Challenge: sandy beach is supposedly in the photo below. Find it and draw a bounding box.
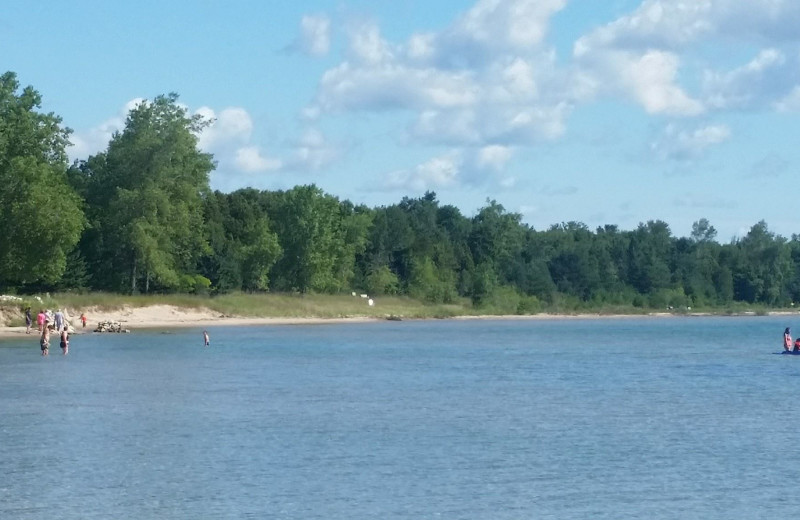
[0,305,382,339]
[0,304,627,339]
[0,304,789,340]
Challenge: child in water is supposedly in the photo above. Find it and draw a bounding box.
[40,319,50,356]
[203,330,210,347]
[785,327,792,351]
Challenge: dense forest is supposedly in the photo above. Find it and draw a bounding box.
[3,71,799,311]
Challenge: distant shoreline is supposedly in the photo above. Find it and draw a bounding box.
[1,305,797,340]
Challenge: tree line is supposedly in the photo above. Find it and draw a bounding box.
[3,71,800,311]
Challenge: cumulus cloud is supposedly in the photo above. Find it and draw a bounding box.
[379,145,518,193]
[301,15,331,56]
[346,20,394,65]
[774,86,800,112]
[286,14,331,57]
[317,62,479,113]
[575,1,800,53]
[651,123,730,161]
[196,107,253,150]
[575,41,703,116]
[234,146,282,173]
[703,49,792,109]
[477,145,513,171]
[573,1,800,116]
[446,0,567,54]
[284,128,341,171]
[573,1,712,54]
[384,153,462,192]
[310,0,573,150]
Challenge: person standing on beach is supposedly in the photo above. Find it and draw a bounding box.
[60,327,69,355]
[203,330,210,347]
[25,307,32,334]
[54,309,64,332]
[40,320,50,356]
[80,312,87,328]
[37,310,45,332]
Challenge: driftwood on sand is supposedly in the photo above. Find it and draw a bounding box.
[94,320,130,333]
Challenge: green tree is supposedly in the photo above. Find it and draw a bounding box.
[365,264,400,295]
[469,199,525,289]
[267,185,367,293]
[76,93,214,292]
[732,221,793,304]
[627,220,673,294]
[200,189,282,293]
[0,72,84,288]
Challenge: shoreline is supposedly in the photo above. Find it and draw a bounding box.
[1,304,798,340]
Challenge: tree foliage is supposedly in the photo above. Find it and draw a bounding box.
[0,72,84,288]
[73,93,214,292]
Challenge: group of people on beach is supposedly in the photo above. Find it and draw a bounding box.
[25,307,88,356]
[783,327,800,352]
[23,306,210,354]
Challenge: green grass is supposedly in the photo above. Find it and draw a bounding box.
[1,292,474,323]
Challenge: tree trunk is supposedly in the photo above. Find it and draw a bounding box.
[131,257,137,294]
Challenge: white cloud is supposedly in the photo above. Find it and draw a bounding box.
[575,45,704,116]
[625,50,704,116]
[651,123,730,161]
[380,145,520,193]
[196,107,253,150]
[406,33,436,62]
[575,1,800,55]
[310,0,571,148]
[317,62,478,113]
[300,15,331,57]
[347,20,394,65]
[574,1,713,54]
[234,146,282,173]
[384,152,462,192]
[573,1,800,116]
[714,1,800,42]
[477,145,513,171]
[450,0,566,50]
[285,128,340,171]
[774,86,800,112]
[703,49,788,109]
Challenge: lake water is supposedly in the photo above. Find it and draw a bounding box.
[2,316,800,519]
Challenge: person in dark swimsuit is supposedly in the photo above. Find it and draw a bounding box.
[60,327,69,355]
[25,307,32,334]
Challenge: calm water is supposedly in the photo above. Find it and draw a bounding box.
[2,316,800,519]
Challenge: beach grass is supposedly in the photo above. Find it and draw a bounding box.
[1,291,796,327]
[5,292,473,321]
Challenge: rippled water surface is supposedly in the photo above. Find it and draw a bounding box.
[2,316,800,519]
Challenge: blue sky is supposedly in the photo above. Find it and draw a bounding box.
[3,0,800,241]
